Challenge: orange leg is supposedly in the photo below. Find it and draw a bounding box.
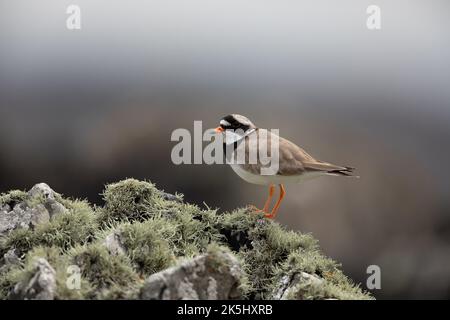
[262,185,275,212]
[265,184,285,219]
[249,184,275,214]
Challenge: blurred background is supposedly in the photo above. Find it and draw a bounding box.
[1,0,449,299]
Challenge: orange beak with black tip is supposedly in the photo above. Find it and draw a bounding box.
[214,126,224,133]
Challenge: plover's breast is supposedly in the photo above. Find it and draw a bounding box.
[230,164,325,185]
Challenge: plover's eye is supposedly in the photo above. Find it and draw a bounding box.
[220,119,231,128]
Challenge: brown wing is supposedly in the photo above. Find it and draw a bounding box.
[277,136,313,176]
[239,130,313,175]
[276,136,352,176]
[233,129,354,177]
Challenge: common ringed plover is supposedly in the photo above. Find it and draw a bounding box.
[214,114,357,219]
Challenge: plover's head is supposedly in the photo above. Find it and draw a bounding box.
[214,114,257,134]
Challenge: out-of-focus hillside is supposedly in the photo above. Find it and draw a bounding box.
[1,104,449,299]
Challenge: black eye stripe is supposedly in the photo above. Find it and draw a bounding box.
[223,115,238,126]
[220,115,251,133]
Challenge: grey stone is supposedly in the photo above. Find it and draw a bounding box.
[28,183,68,218]
[161,192,182,203]
[140,250,244,300]
[103,232,126,256]
[0,183,67,237]
[272,272,324,300]
[28,183,57,200]
[10,258,56,300]
[0,248,21,273]
[4,249,20,266]
[0,202,49,236]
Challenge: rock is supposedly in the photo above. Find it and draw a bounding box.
[140,249,244,300]
[0,183,67,237]
[161,192,182,203]
[28,183,68,218]
[0,249,21,273]
[3,249,20,266]
[9,258,56,300]
[28,183,56,200]
[103,232,126,256]
[0,202,49,236]
[272,272,324,300]
[0,179,372,300]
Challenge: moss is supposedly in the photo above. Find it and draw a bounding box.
[284,277,371,300]
[2,200,97,255]
[0,188,54,209]
[70,244,141,299]
[114,219,176,275]
[204,244,252,299]
[0,190,27,208]
[0,179,372,300]
[0,246,92,299]
[205,243,234,273]
[162,204,222,257]
[216,208,262,251]
[270,244,372,300]
[278,250,338,277]
[216,208,357,299]
[98,179,160,224]
[263,224,318,255]
[1,228,34,257]
[26,192,46,208]
[0,266,19,298]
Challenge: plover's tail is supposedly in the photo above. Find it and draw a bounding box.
[327,166,359,178]
[305,162,359,178]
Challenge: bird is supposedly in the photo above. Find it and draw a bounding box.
[214,114,357,219]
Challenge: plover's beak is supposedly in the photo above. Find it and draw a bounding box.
[214,126,224,133]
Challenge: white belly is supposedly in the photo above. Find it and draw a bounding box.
[230,164,326,185]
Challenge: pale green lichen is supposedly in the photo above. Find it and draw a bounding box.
[113,219,176,275]
[273,250,369,300]
[0,246,93,299]
[0,190,28,208]
[0,179,372,300]
[69,244,141,299]
[97,179,160,224]
[1,201,97,256]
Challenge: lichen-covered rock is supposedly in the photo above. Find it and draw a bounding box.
[103,232,126,256]
[161,192,182,203]
[9,258,56,300]
[140,246,244,300]
[0,179,373,300]
[0,249,21,275]
[0,183,68,237]
[3,249,20,266]
[28,183,68,218]
[272,272,324,300]
[0,198,50,237]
